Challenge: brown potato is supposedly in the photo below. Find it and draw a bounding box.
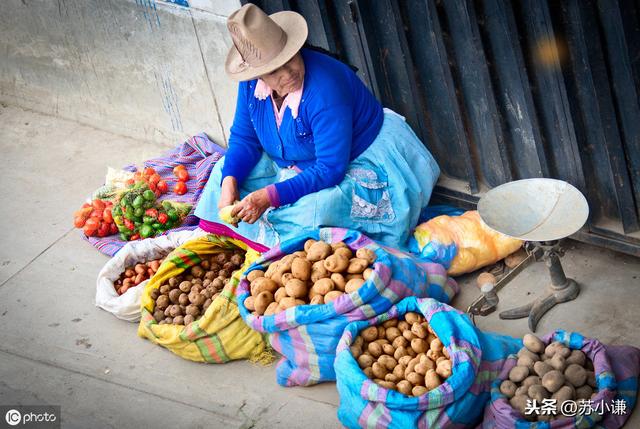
[397,321,410,332]
[412,386,428,396]
[430,338,444,353]
[304,239,317,252]
[264,302,279,315]
[372,362,388,379]
[361,326,379,342]
[324,254,349,273]
[307,241,332,262]
[368,342,383,358]
[254,291,274,315]
[292,250,307,258]
[363,367,373,378]
[575,385,593,400]
[153,309,165,322]
[407,372,425,386]
[285,279,308,299]
[350,345,363,359]
[379,355,397,371]
[392,336,408,349]
[385,327,401,342]
[362,268,374,281]
[382,343,395,356]
[566,350,586,367]
[396,380,413,396]
[435,359,452,379]
[377,380,396,390]
[541,370,565,393]
[333,246,353,259]
[398,356,412,367]
[309,295,324,305]
[522,375,541,388]
[251,277,278,295]
[330,273,346,292]
[189,291,205,306]
[523,334,545,354]
[312,278,335,295]
[280,273,294,285]
[356,248,377,264]
[244,296,255,311]
[517,355,536,369]
[411,338,429,354]
[357,354,374,369]
[324,290,344,303]
[183,314,194,325]
[345,278,365,293]
[534,360,553,377]
[168,288,181,304]
[185,304,200,317]
[528,384,550,403]
[311,261,330,282]
[347,258,369,274]
[274,287,287,303]
[156,295,170,310]
[552,385,575,406]
[544,341,563,358]
[509,395,528,416]
[564,364,587,387]
[548,355,566,371]
[411,323,427,339]
[404,312,422,325]
[508,366,529,383]
[173,315,185,325]
[279,297,298,309]
[500,380,518,398]
[385,373,399,383]
[291,257,312,281]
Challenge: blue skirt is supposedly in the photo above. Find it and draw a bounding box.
[194,109,440,248]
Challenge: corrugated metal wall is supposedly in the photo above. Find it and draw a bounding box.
[248,0,640,256]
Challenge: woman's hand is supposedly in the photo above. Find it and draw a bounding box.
[232,188,271,224]
[218,176,239,209]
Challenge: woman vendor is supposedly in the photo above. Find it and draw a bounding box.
[195,4,440,248]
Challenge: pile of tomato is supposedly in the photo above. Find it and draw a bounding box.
[125,167,169,197]
[172,165,189,195]
[73,199,118,237]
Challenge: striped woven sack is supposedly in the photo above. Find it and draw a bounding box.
[482,330,640,429]
[334,296,521,428]
[137,234,270,364]
[237,227,459,387]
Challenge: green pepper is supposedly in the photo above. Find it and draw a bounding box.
[119,232,130,241]
[143,200,153,209]
[161,200,172,210]
[140,224,154,238]
[124,211,133,221]
[134,206,144,217]
[132,195,144,208]
[167,209,178,221]
[143,189,155,201]
[143,215,154,224]
[152,222,162,230]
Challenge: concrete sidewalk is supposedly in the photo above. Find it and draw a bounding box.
[1,104,639,428]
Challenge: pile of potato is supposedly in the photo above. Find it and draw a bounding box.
[244,239,376,316]
[151,250,245,325]
[115,258,164,295]
[501,334,597,421]
[351,312,452,397]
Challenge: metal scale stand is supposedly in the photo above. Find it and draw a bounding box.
[467,179,589,332]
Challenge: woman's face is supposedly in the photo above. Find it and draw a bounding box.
[260,53,305,96]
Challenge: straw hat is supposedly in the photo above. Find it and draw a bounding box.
[225,4,308,81]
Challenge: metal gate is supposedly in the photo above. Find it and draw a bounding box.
[247,0,640,256]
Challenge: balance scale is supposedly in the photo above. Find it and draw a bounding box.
[467,179,589,332]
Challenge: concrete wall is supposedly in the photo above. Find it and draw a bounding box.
[0,0,242,147]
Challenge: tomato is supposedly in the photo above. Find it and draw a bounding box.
[83,224,97,237]
[90,209,103,219]
[74,207,92,219]
[143,167,157,177]
[149,173,161,186]
[145,208,158,218]
[125,178,135,187]
[103,208,113,223]
[124,218,135,231]
[133,171,144,181]
[158,212,168,224]
[176,169,190,181]
[130,233,141,241]
[157,180,168,193]
[85,217,100,231]
[173,165,186,176]
[74,216,86,228]
[148,181,157,192]
[97,222,110,237]
[154,189,162,198]
[173,181,187,195]
[109,222,119,235]
[92,199,106,211]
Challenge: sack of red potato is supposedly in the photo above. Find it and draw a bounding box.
[115,259,164,296]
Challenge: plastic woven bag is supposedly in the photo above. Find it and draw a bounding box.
[411,211,522,276]
[137,234,270,363]
[95,229,206,322]
[334,296,521,428]
[237,228,459,387]
[482,330,640,428]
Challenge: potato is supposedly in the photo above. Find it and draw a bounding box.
[363,367,374,378]
[310,261,330,282]
[556,346,571,358]
[350,345,363,359]
[541,370,565,393]
[528,384,550,403]
[435,359,452,378]
[412,385,428,396]
[309,295,324,305]
[509,395,529,415]
[169,304,183,317]
[382,343,395,356]
[274,287,287,303]
[291,257,311,281]
[508,365,529,383]
[548,355,566,371]
[514,385,528,397]
[322,254,348,273]
[552,385,575,405]
[398,356,412,367]
[397,380,413,395]
[517,355,536,369]
[280,273,294,285]
[347,258,369,274]
[385,373,399,383]
[404,312,422,324]
[564,364,587,387]
[183,314,194,325]
[304,239,317,252]
[163,317,173,324]
[284,278,308,299]
[254,291,274,315]
[251,277,278,295]
[425,369,442,390]
[179,281,192,293]
[329,273,347,292]
[372,362,388,379]
[357,354,374,369]
[333,246,353,259]
[383,327,400,342]
[392,364,406,380]
[173,315,185,325]
[377,380,396,390]
[534,360,553,377]
[566,350,586,367]
[575,385,593,400]
[307,241,332,262]
[191,266,205,279]
[166,288,180,304]
[411,338,429,354]
[264,301,279,315]
[345,278,365,293]
[411,323,427,339]
[324,290,344,303]
[522,375,541,388]
[279,297,298,309]
[368,342,383,358]
[362,268,374,281]
[312,278,335,295]
[393,346,407,361]
[500,380,517,398]
[544,341,564,358]
[356,248,377,264]
[345,273,364,282]
[156,295,170,310]
[153,309,165,322]
[406,372,424,386]
[189,291,206,306]
[392,336,408,349]
[522,334,545,354]
[430,338,444,353]
[397,321,410,331]
[185,304,200,317]
[587,371,596,388]
[362,326,379,342]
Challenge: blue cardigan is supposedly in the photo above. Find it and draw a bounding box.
[221,49,384,207]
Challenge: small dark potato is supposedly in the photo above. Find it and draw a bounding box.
[150,289,160,300]
[169,289,181,304]
[179,281,192,293]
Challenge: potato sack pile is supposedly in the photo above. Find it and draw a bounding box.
[150,250,245,325]
[351,311,452,397]
[503,334,597,422]
[244,239,377,315]
[114,258,164,295]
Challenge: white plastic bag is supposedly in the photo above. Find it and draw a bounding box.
[95,229,206,321]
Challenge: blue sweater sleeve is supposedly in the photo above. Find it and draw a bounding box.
[274,104,352,206]
[221,83,263,186]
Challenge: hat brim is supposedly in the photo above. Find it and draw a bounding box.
[225,11,308,82]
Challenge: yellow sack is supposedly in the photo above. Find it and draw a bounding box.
[413,211,522,276]
[137,234,269,363]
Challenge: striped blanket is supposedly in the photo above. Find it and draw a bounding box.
[236,227,459,387]
[334,297,521,428]
[84,133,225,256]
[482,330,640,429]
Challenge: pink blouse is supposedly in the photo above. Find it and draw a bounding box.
[254,79,304,129]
